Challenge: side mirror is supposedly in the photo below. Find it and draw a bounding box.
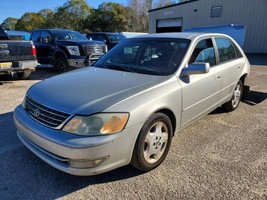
[181,62,210,77]
[101,39,107,43]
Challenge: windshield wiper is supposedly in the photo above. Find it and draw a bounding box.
[95,62,138,73]
[106,64,137,73]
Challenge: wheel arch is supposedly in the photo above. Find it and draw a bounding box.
[154,108,176,137]
[240,73,248,85]
[53,49,67,60]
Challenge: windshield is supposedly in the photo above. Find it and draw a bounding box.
[53,31,87,41]
[94,38,190,76]
[107,34,126,43]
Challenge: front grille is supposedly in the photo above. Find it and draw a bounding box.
[84,44,105,55]
[25,97,70,128]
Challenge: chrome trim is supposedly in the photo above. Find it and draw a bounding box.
[84,44,105,55]
[25,96,71,129]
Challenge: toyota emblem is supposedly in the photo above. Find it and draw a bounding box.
[32,108,40,117]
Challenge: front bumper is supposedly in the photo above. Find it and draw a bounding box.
[67,53,105,68]
[14,105,142,176]
[67,59,86,68]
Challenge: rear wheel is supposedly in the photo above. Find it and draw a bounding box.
[17,70,31,80]
[131,113,172,172]
[223,80,243,111]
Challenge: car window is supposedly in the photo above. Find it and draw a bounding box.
[215,38,236,63]
[94,38,190,76]
[31,31,41,43]
[53,31,87,41]
[189,39,216,67]
[41,31,52,44]
[87,34,106,42]
[195,47,216,66]
[107,34,126,43]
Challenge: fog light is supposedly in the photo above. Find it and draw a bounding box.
[69,156,109,169]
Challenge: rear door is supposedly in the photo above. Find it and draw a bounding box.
[214,37,244,104]
[31,30,53,64]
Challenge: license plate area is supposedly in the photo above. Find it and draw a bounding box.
[0,62,12,69]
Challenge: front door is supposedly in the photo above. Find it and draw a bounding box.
[179,38,221,128]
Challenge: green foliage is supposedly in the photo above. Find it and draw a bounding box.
[38,9,55,29]
[52,0,91,31]
[15,12,45,32]
[1,17,18,30]
[2,0,177,32]
[84,2,128,32]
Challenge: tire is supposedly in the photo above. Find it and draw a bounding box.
[223,80,243,112]
[131,113,173,172]
[55,57,70,73]
[17,70,31,80]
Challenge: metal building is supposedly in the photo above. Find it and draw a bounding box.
[148,0,267,53]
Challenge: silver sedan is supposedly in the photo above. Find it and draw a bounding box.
[14,32,250,175]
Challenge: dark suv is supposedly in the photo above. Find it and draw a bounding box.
[86,32,126,50]
[31,29,107,72]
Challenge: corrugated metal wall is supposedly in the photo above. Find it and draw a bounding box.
[149,0,267,53]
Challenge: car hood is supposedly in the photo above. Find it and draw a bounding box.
[57,40,105,46]
[27,67,169,115]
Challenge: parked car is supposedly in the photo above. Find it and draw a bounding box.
[86,32,126,50]
[14,32,250,176]
[0,26,37,79]
[30,29,107,72]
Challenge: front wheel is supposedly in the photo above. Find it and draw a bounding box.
[131,113,173,172]
[223,80,243,111]
[55,57,70,73]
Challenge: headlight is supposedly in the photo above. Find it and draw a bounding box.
[66,46,80,56]
[62,113,129,136]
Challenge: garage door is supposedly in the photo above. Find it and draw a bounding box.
[156,18,182,33]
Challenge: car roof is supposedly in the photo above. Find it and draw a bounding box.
[33,29,79,33]
[132,32,230,40]
[87,32,122,35]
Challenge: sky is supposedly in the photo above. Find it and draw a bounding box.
[0,0,127,24]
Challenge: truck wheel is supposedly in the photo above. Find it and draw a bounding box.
[131,113,173,172]
[55,58,69,73]
[17,70,31,80]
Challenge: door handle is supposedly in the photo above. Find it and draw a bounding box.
[216,75,221,79]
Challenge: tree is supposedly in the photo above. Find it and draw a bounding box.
[84,2,128,32]
[38,9,55,28]
[154,0,174,8]
[53,0,91,31]
[15,12,45,32]
[126,0,153,32]
[126,0,176,32]
[1,17,18,30]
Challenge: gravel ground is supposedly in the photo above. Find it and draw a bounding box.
[0,59,266,200]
